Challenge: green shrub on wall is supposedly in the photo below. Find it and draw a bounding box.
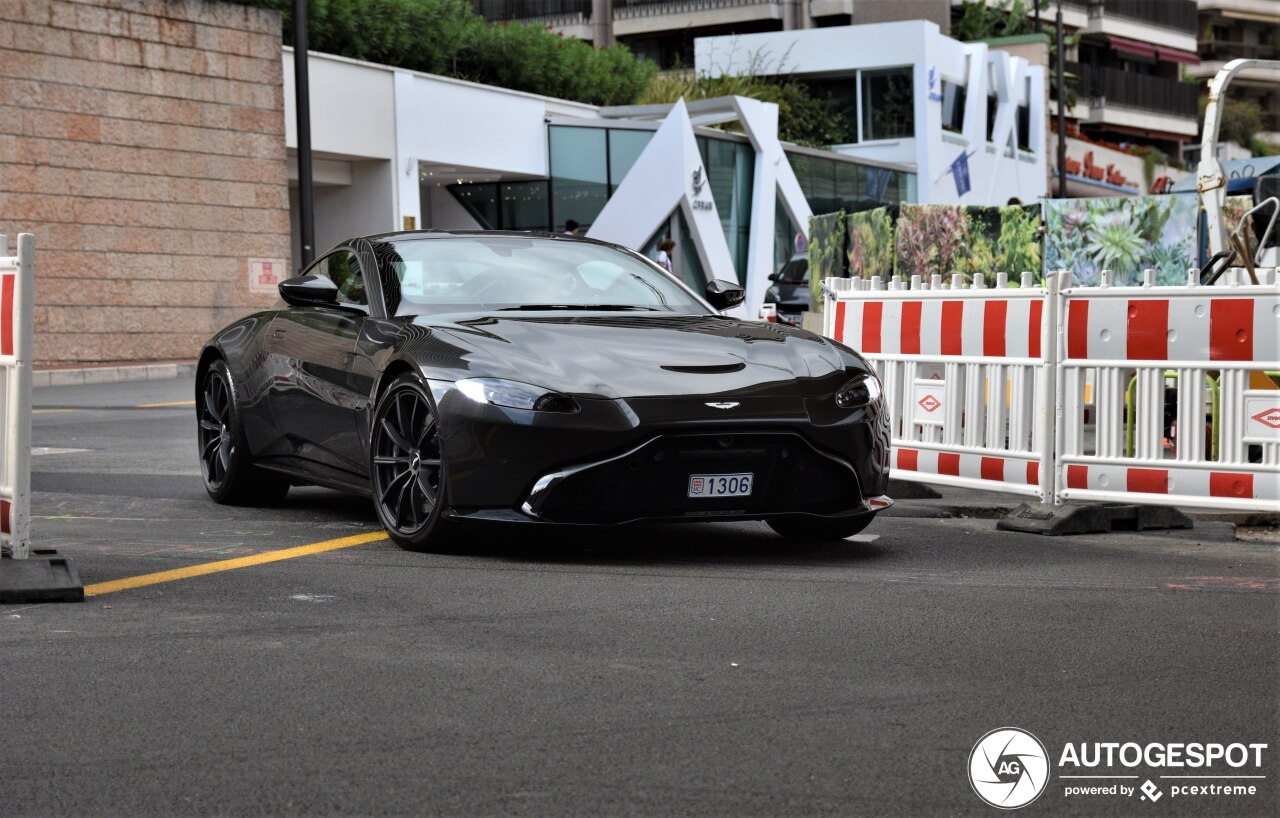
[239,0,656,106]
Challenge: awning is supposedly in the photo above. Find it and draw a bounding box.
[1156,46,1200,65]
[1106,35,1199,65]
[1108,36,1156,59]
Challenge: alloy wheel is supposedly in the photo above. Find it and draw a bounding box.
[372,385,442,534]
[198,371,233,487]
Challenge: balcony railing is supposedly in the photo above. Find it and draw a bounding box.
[1070,63,1199,119]
[1093,0,1198,35]
[473,0,590,21]
[1198,40,1280,62]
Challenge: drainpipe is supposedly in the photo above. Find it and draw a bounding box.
[293,0,315,267]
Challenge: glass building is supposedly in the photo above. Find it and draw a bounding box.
[447,123,915,291]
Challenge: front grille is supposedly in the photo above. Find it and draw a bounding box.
[534,431,862,524]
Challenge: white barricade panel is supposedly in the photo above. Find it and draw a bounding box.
[1056,278,1280,512]
[0,234,34,558]
[825,274,1054,500]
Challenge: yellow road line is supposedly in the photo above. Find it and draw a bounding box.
[136,400,195,408]
[83,530,389,596]
[33,408,79,414]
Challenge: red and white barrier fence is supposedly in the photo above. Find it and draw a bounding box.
[1057,268,1279,511]
[825,272,1056,501]
[0,234,34,559]
[824,267,1280,512]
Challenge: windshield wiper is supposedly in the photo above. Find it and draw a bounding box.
[497,304,658,311]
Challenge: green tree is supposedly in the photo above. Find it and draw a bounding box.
[1199,95,1265,149]
[235,0,656,106]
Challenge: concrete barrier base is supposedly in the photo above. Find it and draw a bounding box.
[0,551,84,603]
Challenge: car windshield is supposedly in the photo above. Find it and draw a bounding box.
[372,236,709,318]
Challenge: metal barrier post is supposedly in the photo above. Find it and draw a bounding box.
[0,233,82,601]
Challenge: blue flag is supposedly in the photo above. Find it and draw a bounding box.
[951,151,971,198]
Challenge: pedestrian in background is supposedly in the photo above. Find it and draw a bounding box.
[564,219,580,236]
[656,238,675,272]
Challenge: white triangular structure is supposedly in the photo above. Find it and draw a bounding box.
[589,97,811,320]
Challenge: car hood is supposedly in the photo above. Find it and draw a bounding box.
[418,312,856,399]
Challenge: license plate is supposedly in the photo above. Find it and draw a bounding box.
[688,473,753,498]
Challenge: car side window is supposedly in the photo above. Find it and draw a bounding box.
[313,251,367,308]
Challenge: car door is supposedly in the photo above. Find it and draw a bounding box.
[266,248,371,477]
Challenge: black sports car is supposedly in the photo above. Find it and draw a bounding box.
[197,231,891,550]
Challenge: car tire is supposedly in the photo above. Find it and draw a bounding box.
[370,373,463,552]
[767,515,874,541]
[198,359,291,506]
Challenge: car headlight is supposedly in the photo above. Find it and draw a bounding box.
[834,373,881,409]
[456,378,579,412]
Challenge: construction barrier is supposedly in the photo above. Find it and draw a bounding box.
[0,234,34,559]
[1057,268,1280,511]
[825,272,1056,501]
[824,267,1280,512]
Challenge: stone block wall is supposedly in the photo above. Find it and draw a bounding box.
[0,0,290,366]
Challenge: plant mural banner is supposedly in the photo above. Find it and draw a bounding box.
[807,211,846,312]
[1043,193,1198,285]
[845,207,895,281]
[894,204,1042,281]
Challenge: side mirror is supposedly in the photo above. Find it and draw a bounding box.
[705,278,746,311]
[279,274,338,307]
[768,272,780,282]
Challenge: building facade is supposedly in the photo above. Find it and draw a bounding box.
[696,20,1049,205]
[0,0,292,366]
[1056,0,1201,157]
[1185,0,1280,150]
[473,0,952,67]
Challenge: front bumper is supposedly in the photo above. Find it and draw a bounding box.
[431,380,891,525]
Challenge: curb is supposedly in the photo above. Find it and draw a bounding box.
[33,362,197,388]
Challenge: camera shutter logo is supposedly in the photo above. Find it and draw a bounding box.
[968,728,1051,809]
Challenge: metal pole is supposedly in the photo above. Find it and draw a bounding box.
[1055,6,1067,198]
[294,0,315,267]
[593,0,614,48]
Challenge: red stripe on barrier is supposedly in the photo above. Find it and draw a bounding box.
[1126,299,1168,360]
[941,301,963,355]
[1210,472,1253,498]
[1,273,13,357]
[938,453,960,476]
[862,301,883,354]
[1209,299,1253,361]
[900,301,921,355]
[1067,465,1088,489]
[980,457,1003,482]
[1,500,9,535]
[1028,300,1043,359]
[983,301,1007,357]
[1127,468,1169,494]
[834,301,846,344]
[1067,300,1089,359]
[896,449,919,471]
[1026,461,1039,486]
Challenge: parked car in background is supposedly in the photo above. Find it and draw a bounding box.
[764,254,809,326]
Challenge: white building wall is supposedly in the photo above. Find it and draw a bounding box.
[695,21,1048,205]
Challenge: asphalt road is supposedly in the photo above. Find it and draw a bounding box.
[2,379,1277,817]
